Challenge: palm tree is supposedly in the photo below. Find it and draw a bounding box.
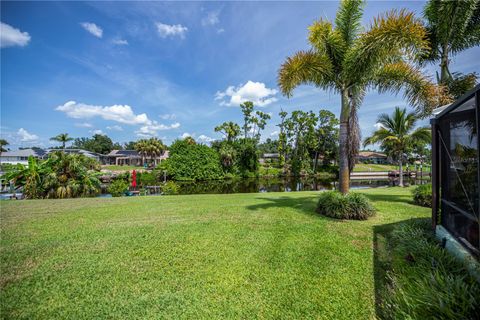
[215,121,241,143]
[147,138,165,166]
[278,0,441,193]
[0,139,8,152]
[423,0,480,86]
[50,133,73,149]
[364,107,431,187]
[135,139,150,166]
[184,136,196,145]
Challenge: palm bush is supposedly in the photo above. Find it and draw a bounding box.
[4,152,100,199]
[161,181,179,195]
[316,191,375,220]
[412,183,432,207]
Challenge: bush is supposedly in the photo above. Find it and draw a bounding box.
[412,183,432,207]
[316,191,375,220]
[108,179,129,197]
[162,181,179,195]
[163,139,224,181]
[382,220,480,319]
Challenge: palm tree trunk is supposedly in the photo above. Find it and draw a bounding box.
[339,89,350,194]
[440,45,451,84]
[398,159,404,187]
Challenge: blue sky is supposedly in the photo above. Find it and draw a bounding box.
[1,1,479,149]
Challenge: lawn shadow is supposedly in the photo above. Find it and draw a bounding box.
[372,217,430,319]
[363,192,416,205]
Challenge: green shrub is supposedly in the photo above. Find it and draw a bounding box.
[316,191,375,220]
[108,179,129,197]
[412,183,432,207]
[382,220,480,320]
[162,181,179,195]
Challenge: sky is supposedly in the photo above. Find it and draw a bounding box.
[1,1,479,150]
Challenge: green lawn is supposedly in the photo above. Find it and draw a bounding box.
[353,163,431,172]
[0,188,429,319]
[101,165,144,171]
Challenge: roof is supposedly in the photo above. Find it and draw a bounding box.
[357,151,387,158]
[46,149,103,158]
[434,83,480,119]
[0,148,46,157]
[107,150,140,157]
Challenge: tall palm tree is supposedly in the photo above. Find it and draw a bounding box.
[135,139,150,166]
[278,0,442,193]
[50,133,73,149]
[423,0,480,85]
[364,107,431,187]
[147,138,165,166]
[215,121,241,143]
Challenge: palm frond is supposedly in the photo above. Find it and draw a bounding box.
[335,0,365,47]
[344,9,429,85]
[372,61,451,117]
[278,50,334,97]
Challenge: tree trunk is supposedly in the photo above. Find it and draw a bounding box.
[313,150,319,173]
[398,159,404,187]
[440,46,451,84]
[339,89,350,194]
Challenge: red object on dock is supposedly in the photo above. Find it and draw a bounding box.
[131,170,137,188]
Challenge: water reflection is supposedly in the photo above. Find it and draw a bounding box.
[175,177,396,195]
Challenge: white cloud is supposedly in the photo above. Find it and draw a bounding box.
[270,130,279,137]
[75,122,93,128]
[180,132,193,139]
[373,123,385,130]
[80,22,103,38]
[90,129,104,135]
[155,22,188,39]
[159,113,176,120]
[56,101,150,125]
[198,134,215,143]
[136,122,180,137]
[202,11,220,26]
[0,22,31,48]
[112,38,128,45]
[215,81,278,107]
[107,125,123,131]
[217,28,225,34]
[17,128,38,142]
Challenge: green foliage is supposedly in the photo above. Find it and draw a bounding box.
[107,179,129,197]
[164,139,223,181]
[316,191,375,220]
[237,139,259,175]
[412,183,432,207]
[214,121,241,142]
[4,152,101,199]
[0,139,9,152]
[73,134,116,154]
[381,220,480,320]
[161,181,179,195]
[134,138,166,166]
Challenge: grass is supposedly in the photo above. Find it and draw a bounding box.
[0,188,430,319]
[101,165,144,171]
[353,163,431,173]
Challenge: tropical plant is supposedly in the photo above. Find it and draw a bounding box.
[423,0,480,87]
[162,181,179,195]
[4,152,101,199]
[278,0,442,193]
[50,133,73,149]
[316,191,375,220]
[214,121,241,142]
[412,183,432,207]
[364,107,431,187]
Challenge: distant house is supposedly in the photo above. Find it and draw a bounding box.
[356,151,390,164]
[259,153,280,164]
[104,150,169,166]
[0,148,47,165]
